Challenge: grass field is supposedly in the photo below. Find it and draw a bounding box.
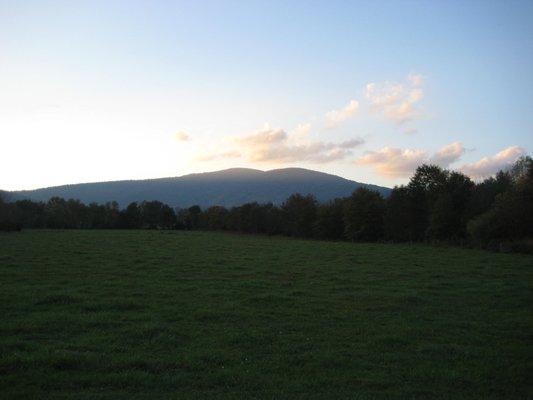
[0,230,531,399]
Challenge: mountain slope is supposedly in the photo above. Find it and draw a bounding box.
[9,168,391,208]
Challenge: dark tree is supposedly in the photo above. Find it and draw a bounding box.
[87,203,107,228]
[0,193,21,231]
[119,202,142,229]
[468,159,533,247]
[384,186,414,241]
[344,188,385,242]
[187,205,202,230]
[406,165,449,240]
[13,200,46,228]
[281,194,317,238]
[202,206,228,230]
[508,155,533,181]
[314,199,345,240]
[428,172,474,241]
[468,171,513,218]
[45,197,70,229]
[140,201,176,229]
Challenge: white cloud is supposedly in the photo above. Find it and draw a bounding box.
[290,123,312,141]
[235,126,364,163]
[196,150,241,162]
[355,147,428,177]
[430,141,466,167]
[365,74,424,125]
[460,146,526,179]
[174,131,190,142]
[325,100,359,129]
[238,127,287,146]
[407,73,424,87]
[196,124,364,164]
[355,141,466,178]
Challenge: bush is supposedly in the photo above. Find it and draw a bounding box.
[0,221,22,232]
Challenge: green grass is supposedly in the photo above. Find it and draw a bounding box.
[0,230,531,399]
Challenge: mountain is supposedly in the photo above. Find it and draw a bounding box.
[8,168,391,208]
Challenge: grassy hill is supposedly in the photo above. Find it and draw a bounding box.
[9,168,391,208]
[0,230,531,399]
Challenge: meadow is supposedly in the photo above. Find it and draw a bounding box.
[0,230,531,399]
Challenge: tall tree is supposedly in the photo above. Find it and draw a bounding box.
[314,199,345,240]
[384,186,414,241]
[344,188,385,242]
[428,172,474,241]
[119,202,142,229]
[407,165,449,240]
[468,158,533,246]
[281,194,317,238]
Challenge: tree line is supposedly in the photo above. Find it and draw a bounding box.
[1,157,532,252]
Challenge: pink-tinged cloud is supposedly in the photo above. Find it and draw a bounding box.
[355,141,466,177]
[355,147,428,177]
[235,126,364,163]
[290,123,312,141]
[325,100,359,129]
[460,146,526,179]
[430,141,466,167]
[365,73,424,125]
[174,131,190,141]
[196,150,241,162]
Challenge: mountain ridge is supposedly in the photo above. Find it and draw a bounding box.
[7,167,391,208]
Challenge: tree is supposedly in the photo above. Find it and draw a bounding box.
[140,201,176,229]
[406,165,449,240]
[468,159,533,246]
[508,155,533,182]
[202,206,228,230]
[281,194,317,238]
[87,203,107,228]
[187,205,202,230]
[428,171,474,241]
[314,199,345,240]
[469,171,513,218]
[344,188,385,242]
[66,199,88,228]
[0,193,21,231]
[384,186,414,241]
[223,202,285,235]
[45,197,69,228]
[119,202,141,229]
[13,200,46,228]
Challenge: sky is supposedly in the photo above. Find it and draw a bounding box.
[1,0,532,190]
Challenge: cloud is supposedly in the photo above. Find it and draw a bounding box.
[355,141,466,178]
[355,147,428,177]
[196,122,364,164]
[365,74,424,125]
[430,141,466,167]
[235,126,364,163]
[339,138,365,149]
[325,100,359,129]
[407,73,424,87]
[174,131,190,142]
[290,123,311,141]
[238,127,287,146]
[196,150,241,162]
[460,146,526,179]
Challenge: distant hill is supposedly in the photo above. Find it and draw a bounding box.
[0,190,15,202]
[8,168,391,208]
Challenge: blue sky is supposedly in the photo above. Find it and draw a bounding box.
[1,0,532,190]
